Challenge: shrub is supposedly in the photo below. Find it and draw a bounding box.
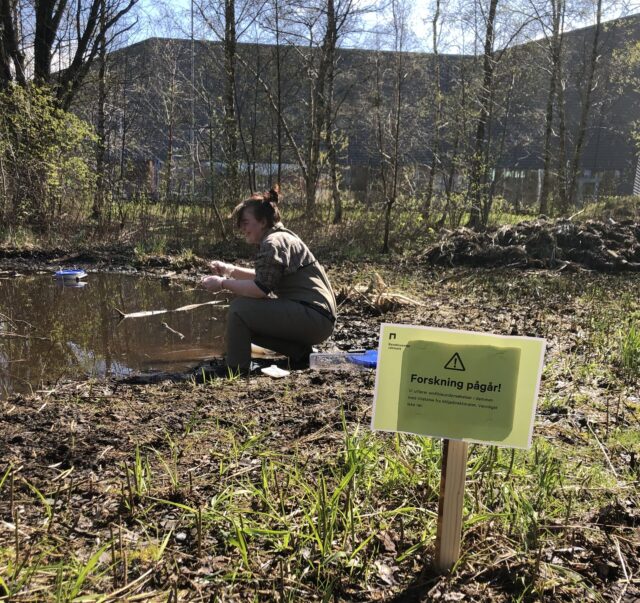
[0,84,96,231]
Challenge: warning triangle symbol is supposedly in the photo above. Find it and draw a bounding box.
[444,353,465,371]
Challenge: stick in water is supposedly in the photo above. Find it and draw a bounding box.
[114,300,227,320]
[161,322,185,339]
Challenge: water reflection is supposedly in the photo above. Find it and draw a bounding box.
[0,273,226,397]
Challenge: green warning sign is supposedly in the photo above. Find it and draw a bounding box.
[372,324,546,449]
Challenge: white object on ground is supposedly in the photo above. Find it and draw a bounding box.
[261,365,290,379]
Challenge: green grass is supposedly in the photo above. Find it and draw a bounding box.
[4,189,636,258]
[581,195,640,221]
[619,319,640,379]
[1,270,638,600]
[0,399,631,600]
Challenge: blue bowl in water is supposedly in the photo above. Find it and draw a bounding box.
[54,269,87,280]
[347,349,378,368]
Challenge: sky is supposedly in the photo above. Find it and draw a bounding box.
[131,0,640,55]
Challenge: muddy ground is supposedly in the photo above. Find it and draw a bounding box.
[423,218,640,271]
[0,243,639,601]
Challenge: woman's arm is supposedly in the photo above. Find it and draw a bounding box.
[222,278,266,298]
[229,266,256,280]
[210,260,255,280]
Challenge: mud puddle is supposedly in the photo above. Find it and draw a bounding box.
[0,272,226,397]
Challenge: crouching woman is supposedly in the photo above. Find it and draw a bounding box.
[202,187,336,374]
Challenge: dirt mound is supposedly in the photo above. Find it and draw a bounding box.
[422,219,640,271]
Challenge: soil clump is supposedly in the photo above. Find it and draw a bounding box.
[422,218,640,271]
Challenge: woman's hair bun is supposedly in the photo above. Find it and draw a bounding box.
[235,184,282,228]
[267,184,280,205]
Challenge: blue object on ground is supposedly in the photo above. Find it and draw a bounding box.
[347,349,378,368]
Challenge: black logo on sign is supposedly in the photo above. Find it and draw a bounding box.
[389,333,397,340]
[444,353,465,371]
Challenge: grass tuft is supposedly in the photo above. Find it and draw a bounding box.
[619,319,640,379]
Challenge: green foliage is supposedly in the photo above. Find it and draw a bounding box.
[0,226,38,247]
[580,195,640,222]
[487,196,537,226]
[134,236,168,258]
[619,318,640,379]
[0,84,96,230]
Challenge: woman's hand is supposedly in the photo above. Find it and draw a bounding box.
[201,275,226,292]
[210,260,234,277]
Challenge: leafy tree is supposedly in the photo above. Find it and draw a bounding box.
[0,84,96,230]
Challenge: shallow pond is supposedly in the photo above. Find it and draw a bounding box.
[0,272,227,397]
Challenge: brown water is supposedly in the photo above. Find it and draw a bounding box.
[0,272,227,397]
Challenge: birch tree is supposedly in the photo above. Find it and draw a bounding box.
[1,0,140,108]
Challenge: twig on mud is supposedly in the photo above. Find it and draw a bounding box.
[436,270,473,284]
[98,445,114,459]
[586,421,618,478]
[102,567,154,602]
[1,519,29,538]
[282,424,335,451]
[0,313,34,330]
[0,332,51,341]
[354,290,382,312]
[62,521,100,538]
[50,467,74,483]
[613,536,631,603]
[466,550,520,582]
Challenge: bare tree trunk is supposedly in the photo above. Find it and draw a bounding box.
[34,0,63,84]
[0,153,7,223]
[235,3,345,213]
[209,111,226,237]
[237,42,260,193]
[304,40,324,214]
[438,57,470,229]
[556,50,568,212]
[165,119,173,199]
[539,0,563,215]
[437,130,460,229]
[373,53,389,238]
[274,0,283,184]
[566,0,602,208]
[0,0,27,87]
[467,0,499,230]
[381,0,407,254]
[248,45,259,192]
[117,53,129,220]
[323,0,341,224]
[304,9,337,214]
[224,0,239,192]
[424,0,442,220]
[487,71,516,217]
[93,0,107,223]
[383,47,403,253]
[3,0,138,107]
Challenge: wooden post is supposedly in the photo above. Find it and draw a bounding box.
[434,438,469,572]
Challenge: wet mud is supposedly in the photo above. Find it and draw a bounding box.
[0,252,639,601]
